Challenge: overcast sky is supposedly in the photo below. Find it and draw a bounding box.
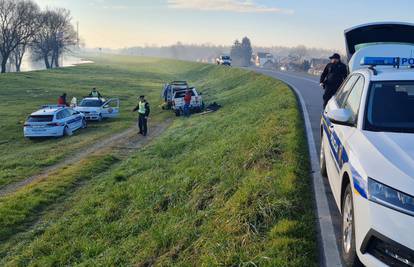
[35,0,414,51]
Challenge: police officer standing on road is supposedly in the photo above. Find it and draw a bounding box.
[132,95,150,136]
[320,53,348,108]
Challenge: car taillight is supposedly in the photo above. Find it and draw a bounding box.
[47,122,63,127]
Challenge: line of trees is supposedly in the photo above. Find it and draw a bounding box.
[230,37,253,67]
[0,0,77,73]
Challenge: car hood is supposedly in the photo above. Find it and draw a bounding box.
[363,131,414,179]
[75,106,100,112]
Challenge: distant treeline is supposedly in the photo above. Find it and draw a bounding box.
[120,43,229,62]
[119,42,338,63]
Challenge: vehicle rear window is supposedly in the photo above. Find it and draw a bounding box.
[27,115,54,122]
[174,91,195,98]
[365,81,414,133]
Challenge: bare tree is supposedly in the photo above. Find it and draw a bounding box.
[0,0,39,73]
[10,43,26,72]
[31,8,76,69]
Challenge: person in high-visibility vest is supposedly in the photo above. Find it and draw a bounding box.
[89,88,102,98]
[132,95,150,136]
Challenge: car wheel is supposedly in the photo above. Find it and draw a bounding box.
[81,118,87,129]
[64,125,73,136]
[175,110,181,117]
[320,135,327,177]
[341,184,362,267]
[98,114,103,122]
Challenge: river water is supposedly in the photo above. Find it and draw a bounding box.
[6,54,93,72]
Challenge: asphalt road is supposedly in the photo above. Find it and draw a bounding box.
[250,67,343,265]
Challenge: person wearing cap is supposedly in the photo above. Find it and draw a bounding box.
[132,95,150,136]
[320,53,348,108]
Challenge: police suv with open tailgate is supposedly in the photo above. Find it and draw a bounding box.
[320,22,414,267]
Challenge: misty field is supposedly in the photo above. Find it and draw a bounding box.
[0,56,317,266]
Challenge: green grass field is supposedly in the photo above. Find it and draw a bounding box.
[0,56,317,266]
[0,56,189,188]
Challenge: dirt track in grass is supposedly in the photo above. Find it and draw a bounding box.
[0,119,172,197]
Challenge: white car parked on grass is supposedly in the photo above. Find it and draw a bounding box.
[24,106,86,138]
[320,23,414,267]
[172,88,204,116]
[75,97,120,121]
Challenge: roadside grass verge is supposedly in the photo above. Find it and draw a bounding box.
[0,64,317,266]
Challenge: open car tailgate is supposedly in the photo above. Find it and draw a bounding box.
[345,22,414,59]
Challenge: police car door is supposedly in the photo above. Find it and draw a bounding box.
[64,109,78,130]
[324,75,363,201]
[101,99,120,118]
[69,109,82,129]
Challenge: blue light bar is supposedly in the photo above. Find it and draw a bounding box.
[360,57,397,66]
[361,57,414,67]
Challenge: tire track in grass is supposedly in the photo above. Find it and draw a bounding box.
[0,119,172,241]
[0,119,172,197]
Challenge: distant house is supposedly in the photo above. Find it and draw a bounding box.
[255,52,275,68]
[308,58,330,76]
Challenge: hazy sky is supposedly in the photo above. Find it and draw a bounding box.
[35,0,414,51]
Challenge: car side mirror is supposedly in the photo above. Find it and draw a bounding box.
[103,104,109,108]
[327,108,354,126]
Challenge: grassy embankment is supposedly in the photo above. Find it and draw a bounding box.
[0,56,317,266]
[0,56,184,188]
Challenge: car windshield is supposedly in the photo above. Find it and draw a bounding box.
[27,115,54,122]
[365,81,414,133]
[222,56,230,60]
[79,99,102,107]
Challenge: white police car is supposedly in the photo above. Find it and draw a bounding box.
[320,23,414,267]
[75,97,119,121]
[24,106,86,138]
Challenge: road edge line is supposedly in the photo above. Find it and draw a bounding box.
[287,81,343,267]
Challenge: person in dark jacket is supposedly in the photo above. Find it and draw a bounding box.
[132,95,150,136]
[58,93,69,106]
[320,53,348,108]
